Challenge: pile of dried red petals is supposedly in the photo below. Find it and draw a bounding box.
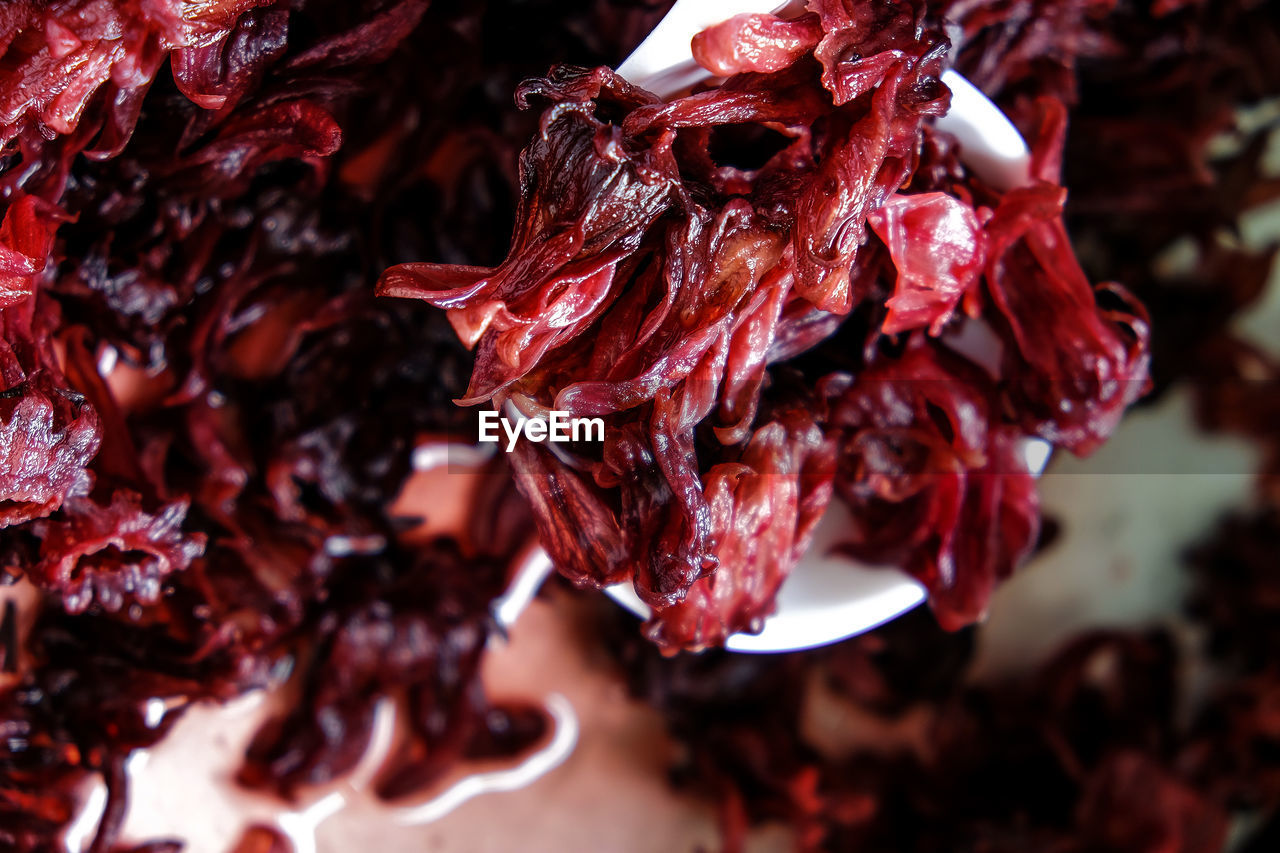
[381,0,1150,648]
[0,0,1274,851]
[1,2,673,849]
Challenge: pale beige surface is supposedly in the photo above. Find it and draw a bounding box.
[974,388,1259,678]
[320,593,729,853]
[113,590,733,853]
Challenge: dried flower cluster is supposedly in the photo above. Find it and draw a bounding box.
[0,0,1273,851]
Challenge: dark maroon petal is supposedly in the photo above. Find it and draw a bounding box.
[826,341,1041,628]
[645,408,835,649]
[31,492,206,613]
[283,0,429,71]
[1,304,101,528]
[164,99,343,192]
[984,177,1152,455]
[171,7,290,111]
[509,440,633,589]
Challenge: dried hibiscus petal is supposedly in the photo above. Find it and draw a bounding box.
[378,65,675,403]
[691,13,823,78]
[30,491,206,613]
[376,0,1154,649]
[169,7,289,112]
[1,304,101,528]
[378,1,1026,647]
[983,99,1152,455]
[238,539,541,798]
[646,402,835,649]
[826,341,1039,628]
[789,23,950,313]
[0,0,270,146]
[0,373,100,529]
[3,0,1234,846]
[0,2,686,849]
[867,191,985,336]
[0,195,63,308]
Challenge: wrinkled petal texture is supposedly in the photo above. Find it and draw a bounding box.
[0,196,62,308]
[824,342,1038,627]
[644,407,835,650]
[691,13,823,77]
[31,491,207,614]
[0,0,270,145]
[985,179,1152,454]
[0,375,100,527]
[868,191,984,335]
[1,305,101,527]
[376,0,1149,648]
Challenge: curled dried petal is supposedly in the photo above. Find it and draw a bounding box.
[0,0,271,146]
[31,491,206,613]
[0,195,63,308]
[692,13,823,77]
[984,178,1151,454]
[1,305,101,528]
[868,191,985,335]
